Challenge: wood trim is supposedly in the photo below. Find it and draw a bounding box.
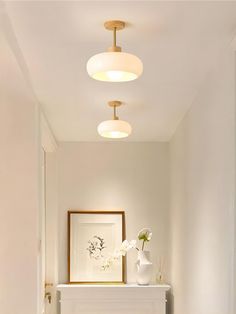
[68,210,126,284]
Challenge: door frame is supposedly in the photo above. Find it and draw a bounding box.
[40,114,57,314]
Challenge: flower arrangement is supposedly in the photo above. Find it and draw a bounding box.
[102,228,152,270]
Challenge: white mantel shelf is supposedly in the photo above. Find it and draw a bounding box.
[57,284,170,314]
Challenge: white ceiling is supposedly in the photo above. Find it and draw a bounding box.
[5,1,236,141]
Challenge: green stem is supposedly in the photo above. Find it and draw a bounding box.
[142,240,145,251]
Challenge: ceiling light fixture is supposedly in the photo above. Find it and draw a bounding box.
[97,101,132,138]
[87,20,143,82]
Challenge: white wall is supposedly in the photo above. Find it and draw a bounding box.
[58,142,170,283]
[170,48,235,314]
[0,10,40,314]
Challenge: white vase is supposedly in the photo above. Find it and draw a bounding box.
[136,251,153,285]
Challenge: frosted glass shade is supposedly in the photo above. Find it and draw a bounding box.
[97,120,132,138]
[87,52,143,82]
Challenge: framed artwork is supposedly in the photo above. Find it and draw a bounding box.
[68,210,125,284]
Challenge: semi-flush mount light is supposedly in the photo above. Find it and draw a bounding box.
[97,101,132,138]
[87,20,143,82]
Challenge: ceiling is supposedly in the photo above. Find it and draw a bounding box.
[4,1,236,142]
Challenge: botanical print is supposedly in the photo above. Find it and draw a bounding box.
[86,235,106,260]
[69,212,124,283]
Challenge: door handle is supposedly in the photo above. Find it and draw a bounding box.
[45,292,52,304]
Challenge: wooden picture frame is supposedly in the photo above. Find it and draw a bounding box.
[68,210,125,284]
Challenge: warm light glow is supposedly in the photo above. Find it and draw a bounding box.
[97,120,132,138]
[87,52,143,82]
[93,70,137,82]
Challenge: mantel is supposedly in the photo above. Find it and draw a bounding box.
[57,284,170,314]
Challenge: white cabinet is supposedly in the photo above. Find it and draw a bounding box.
[57,284,170,314]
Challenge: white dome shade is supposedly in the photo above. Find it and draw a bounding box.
[97,119,132,138]
[87,52,143,82]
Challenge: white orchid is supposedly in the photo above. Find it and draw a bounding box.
[120,239,137,256]
[101,240,136,270]
[119,240,130,256]
[101,228,152,270]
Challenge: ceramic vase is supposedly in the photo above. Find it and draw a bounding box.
[136,250,153,285]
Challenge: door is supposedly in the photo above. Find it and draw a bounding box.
[44,151,58,314]
[39,148,46,314]
[40,114,58,314]
[40,149,55,314]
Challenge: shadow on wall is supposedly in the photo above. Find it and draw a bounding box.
[166,290,174,314]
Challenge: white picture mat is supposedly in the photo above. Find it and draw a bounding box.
[70,213,123,282]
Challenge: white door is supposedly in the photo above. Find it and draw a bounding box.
[41,149,55,314]
[44,151,58,314]
[40,148,46,314]
[40,115,58,314]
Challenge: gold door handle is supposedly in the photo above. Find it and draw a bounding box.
[45,292,52,304]
[45,283,53,288]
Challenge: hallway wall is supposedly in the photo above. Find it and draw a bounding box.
[169,47,235,314]
[57,142,170,284]
[0,10,40,314]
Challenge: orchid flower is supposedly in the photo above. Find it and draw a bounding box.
[101,229,152,270]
